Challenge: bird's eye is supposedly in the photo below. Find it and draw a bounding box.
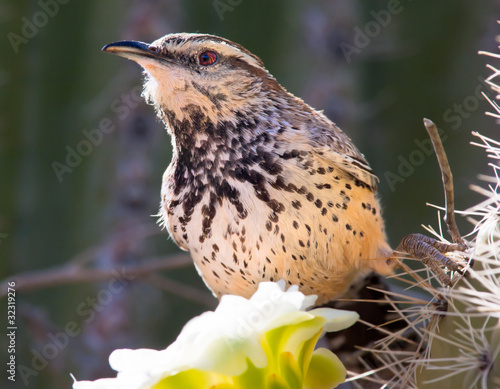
[198,50,218,66]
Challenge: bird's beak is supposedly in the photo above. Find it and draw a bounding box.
[102,40,164,62]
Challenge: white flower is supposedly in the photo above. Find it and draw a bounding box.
[73,280,358,389]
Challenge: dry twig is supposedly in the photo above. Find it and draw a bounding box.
[423,118,465,245]
[0,253,192,298]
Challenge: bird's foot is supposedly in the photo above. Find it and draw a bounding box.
[393,233,469,286]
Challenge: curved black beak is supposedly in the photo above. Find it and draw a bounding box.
[102,40,161,61]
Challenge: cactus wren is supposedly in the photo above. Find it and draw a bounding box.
[103,33,463,304]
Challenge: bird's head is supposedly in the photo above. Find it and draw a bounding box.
[103,33,285,134]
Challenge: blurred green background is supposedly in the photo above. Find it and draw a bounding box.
[1,0,499,387]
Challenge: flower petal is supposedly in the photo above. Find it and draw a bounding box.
[309,307,359,332]
[304,348,346,389]
[72,281,355,389]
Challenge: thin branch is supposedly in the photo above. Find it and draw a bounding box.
[0,253,192,298]
[144,274,217,308]
[423,118,465,245]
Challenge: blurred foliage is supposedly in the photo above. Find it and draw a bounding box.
[1,0,499,388]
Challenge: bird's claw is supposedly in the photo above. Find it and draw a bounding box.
[394,233,469,286]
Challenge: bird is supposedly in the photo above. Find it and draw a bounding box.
[102,33,465,305]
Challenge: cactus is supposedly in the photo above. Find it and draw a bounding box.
[352,50,500,389]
